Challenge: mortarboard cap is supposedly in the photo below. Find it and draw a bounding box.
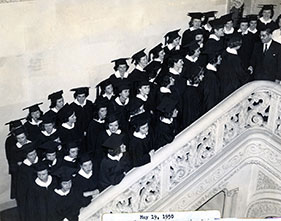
[247,14,258,21]
[34,160,49,172]
[102,133,124,150]
[164,29,181,45]
[106,114,119,124]
[258,4,276,11]
[239,17,249,23]
[39,141,60,154]
[137,80,150,88]
[182,40,200,51]
[149,43,163,61]
[93,99,109,111]
[22,102,43,113]
[130,112,150,128]
[187,12,204,20]
[209,18,225,29]
[22,142,37,155]
[70,87,90,96]
[41,112,56,124]
[131,48,147,64]
[96,78,112,98]
[57,103,74,123]
[116,80,131,93]
[78,153,92,165]
[111,58,129,68]
[128,98,144,113]
[5,117,25,131]
[203,11,218,18]
[53,166,77,181]
[48,90,63,102]
[12,126,26,136]
[157,97,178,114]
[65,140,80,150]
[220,13,233,24]
[193,29,204,36]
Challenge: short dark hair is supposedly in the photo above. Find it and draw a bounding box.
[259,7,274,19]
[114,63,129,71]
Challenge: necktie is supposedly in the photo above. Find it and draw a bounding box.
[263,44,268,54]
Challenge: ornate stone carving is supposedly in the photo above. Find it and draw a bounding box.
[247,200,281,218]
[256,171,281,191]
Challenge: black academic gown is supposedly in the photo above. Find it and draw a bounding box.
[257,19,278,32]
[58,124,80,144]
[218,50,248,100]
[237,31,255,71]
[73,170,98,193]
[98,153,132,191]
[24,121,42,142]
[154,118,177,150]
[250,40,281,81]
[86,119,105,154]
[109,72,130,94]
[25,176,57,221]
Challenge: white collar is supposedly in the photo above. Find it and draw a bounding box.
[102,93,114,100]
[94,118,105,124]
[185,54,198,63]
[133,131,147,139]
[160,87,171,93]
[51,158,57,166]
[42,128,56,137]
[78,168,92,179]
[160,117,173,124]
[51,107,59,113]
[206,63,217,72]
[55,188,70,196]
[107,153,123,162]
[189,27,200,31]
[136,64,144,72]
[248,28,257,34]
[186,80,199,87]
[204,24,212,32]
[16,140,31,148]
[237,29,248,35]
[23,156,38,166]
[64,155,76,162]
[106,129,121,136]
[259,17,272,24]
[167,43,175,50]
[224,27,234,34]
[29,118,42,126]
[62,122,74,129]
[74,99,86,107]
[169,67,180,75]
[115,97,129,106]
[226,47,238,55]
[154,58,163,63]
[209,34,220,41]
[136,93,148,102]
[35,175,52,188]
[114,70,129,79]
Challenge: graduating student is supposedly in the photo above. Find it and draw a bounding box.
[202,11,218,42]
[25,161,57,221]
[39,141,63,174]
[218,34,249,100]
[257,4,278,31]
[203,18,225,65]
[247,14,259,39]
[109,58,130,91]
[62,140,80,169]
[58,103,80,144]
[249,28,281,82]
[200,53,221,112]
[128,112,154,167]
[16,142,39,221]
[45,90,64,119]
[49,166,91,221]
[182,12,204,46]
[154,97,179,150]
[107,80,130,132]
[99,134,132,191]
[128,48,149,88]
[134,80,152,112]
[73,153,99,199]
[70,87,94,142]
[95,78,115,104]
[146,43,165,84]
[4,118,26,199]
[221,13,235,42]
[23,102,43,142]
[87,99,108,154]
[272,14,281,44]
[38,112,61,146]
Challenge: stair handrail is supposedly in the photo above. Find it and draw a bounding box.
[80,80,281,220]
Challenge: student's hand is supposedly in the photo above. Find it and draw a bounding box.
[149,149,155,157]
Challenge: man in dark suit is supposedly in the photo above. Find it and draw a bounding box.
[249,28,281,82]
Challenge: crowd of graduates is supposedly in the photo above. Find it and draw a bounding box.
[4,3,281,221]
